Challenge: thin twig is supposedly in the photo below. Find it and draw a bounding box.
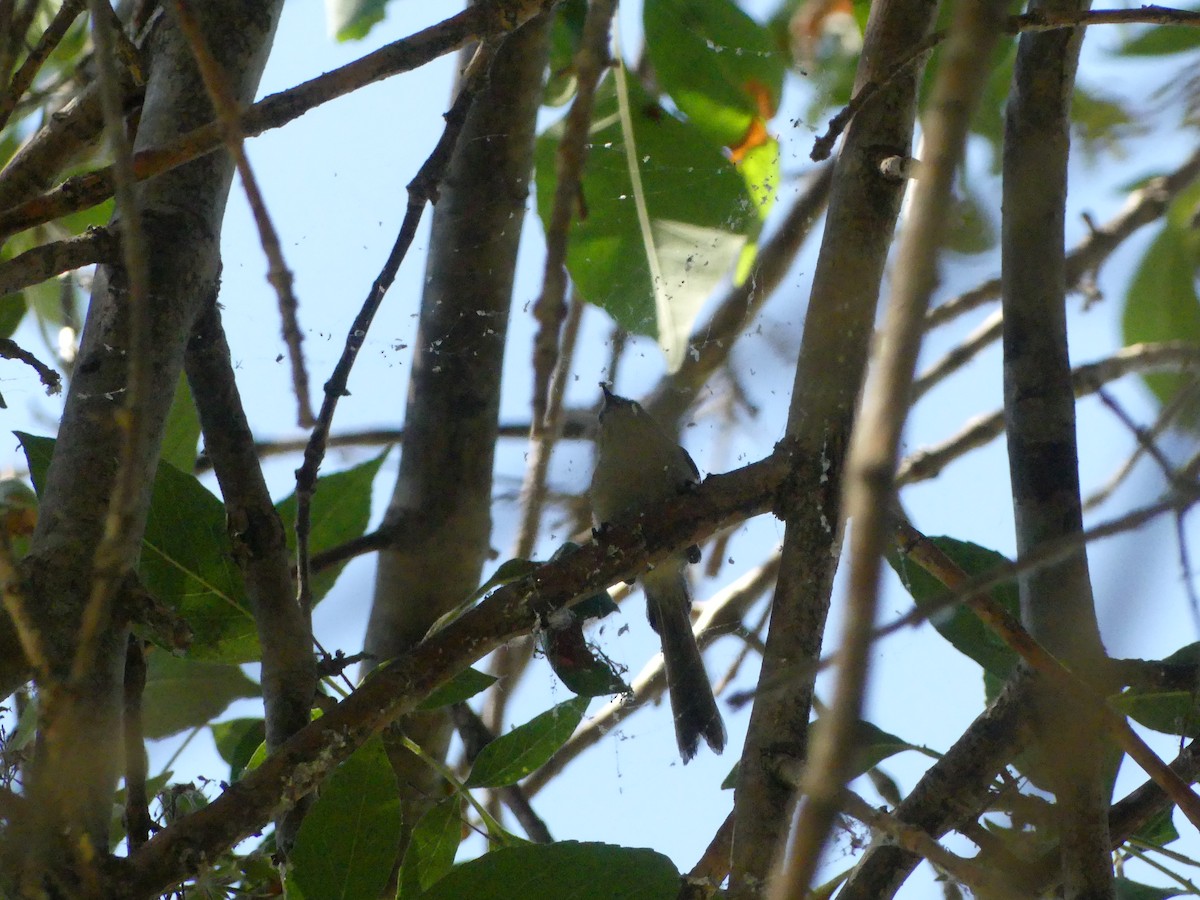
[0,337,61,396]
[529,0,615,426]
[1094,387,1183,489]
[192,419,592,471]
[925,144,1200,331]
[0,0,86,133]
[293,43,498,613]
[0,226,118,297]
[900,341,1200,485]
[893,516,1200,834]
[169,1,314,428]
[1084,376,1200,510]
[0,0,557,241]
[835,788,1006,896]
[514,294,584,559]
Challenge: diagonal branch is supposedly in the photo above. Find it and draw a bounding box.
[293,40,497,614]
[0,0,559,242]
[118,440,793,898]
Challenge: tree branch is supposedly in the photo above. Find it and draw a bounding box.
[117,441,793,898]
[0,0,560,242]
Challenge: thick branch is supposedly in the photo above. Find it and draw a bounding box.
[1002,4,1111,892]
[729,0,936,892]
[184,303,316,848]
[774,1,1009,893]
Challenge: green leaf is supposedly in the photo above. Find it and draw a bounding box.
[1071,86,1139,159]
[1113,877,1185,900]
[644,0,785,149]
[420,842,680,900]
[1130,805,1179,849]
[1121,185,1200,426]
[402,796,464,892]
[886,537,1020,682]
[540,615,629,698]
[1115,7,1200,56]
[0,293,26,339]
[416,666,498,711]
[324,0,388,41]
[290,736,402,900]
[1114,643,1200,737]
[141,458,254,662]
[160,372,201,473]
[942,184,996,256]
[735,135,779,224]
[545,0,587,107]
[17,432,257,662]
[276,451,387,605]
[142,653,258,739]
[466,696,589,788]
[535,75,756,367]
[211,717,266,781]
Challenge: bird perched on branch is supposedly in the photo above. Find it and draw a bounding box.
[590,384,726,762]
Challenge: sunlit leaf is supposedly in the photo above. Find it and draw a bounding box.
[535,75,756,370]
[324,0,388,42]
[644,0,785,149]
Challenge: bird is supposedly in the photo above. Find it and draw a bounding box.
[589,384,726,762]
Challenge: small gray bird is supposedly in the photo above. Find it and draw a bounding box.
[590,384,726,762]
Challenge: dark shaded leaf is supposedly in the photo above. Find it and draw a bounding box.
[420,842,679,900]
[290,737,402,900]
[18,432,257,662]
[277,450,388,605]
[402,796,464,892]
[417,666,498,711]
[211,717,266,781]
[142,653,258,739]
[886,537,1020,682]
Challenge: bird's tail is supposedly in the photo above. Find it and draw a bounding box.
[643,565,726,762]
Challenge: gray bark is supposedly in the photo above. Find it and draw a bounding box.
[728,0,936,893]
[362,9,550,858]
[1002,2,1113,896]
[11,3,281,888]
